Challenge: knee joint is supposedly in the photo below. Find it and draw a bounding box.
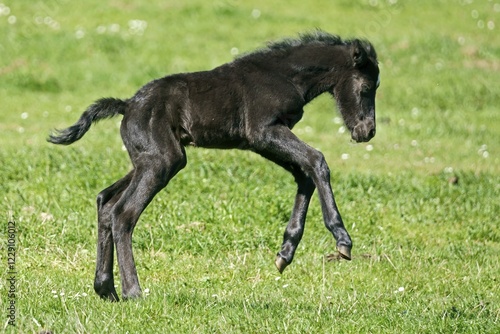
[311,152,330,181]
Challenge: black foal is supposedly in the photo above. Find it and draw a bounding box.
[49,31,379,301]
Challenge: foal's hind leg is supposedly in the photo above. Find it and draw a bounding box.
[111,149,186,300]
[94,172,133,301]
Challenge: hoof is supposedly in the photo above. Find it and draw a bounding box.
[275,255,289,274]
[337,244,352,261]
[94,279,120,302]
[98,290,120,302]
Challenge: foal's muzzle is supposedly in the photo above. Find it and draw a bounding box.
[351,119,376,143]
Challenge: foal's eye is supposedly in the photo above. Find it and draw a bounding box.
[361,84,370,93]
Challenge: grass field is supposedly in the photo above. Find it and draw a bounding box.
[1,0,499,333]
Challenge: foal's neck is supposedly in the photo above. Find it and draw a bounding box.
[284,45,345,102]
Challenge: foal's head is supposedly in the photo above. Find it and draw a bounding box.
[333,39,379,143]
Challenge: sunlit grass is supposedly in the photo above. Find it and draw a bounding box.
[1,0,499,333]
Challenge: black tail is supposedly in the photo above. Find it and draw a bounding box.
[48,97,127,145]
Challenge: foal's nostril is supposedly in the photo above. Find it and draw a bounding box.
[352,121,376,142]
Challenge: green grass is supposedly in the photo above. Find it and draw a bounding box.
[1,0,499,333]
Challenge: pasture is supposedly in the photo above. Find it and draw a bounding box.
[1,0,499,332]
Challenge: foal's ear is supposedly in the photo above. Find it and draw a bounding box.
[351,40,368,67]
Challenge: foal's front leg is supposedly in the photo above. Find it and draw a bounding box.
[253,125,352,270]
[255,152,316,273]
[275,174,315,273]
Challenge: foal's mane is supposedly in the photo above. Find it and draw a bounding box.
[236,30,377,62]
[267,31,345,51]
